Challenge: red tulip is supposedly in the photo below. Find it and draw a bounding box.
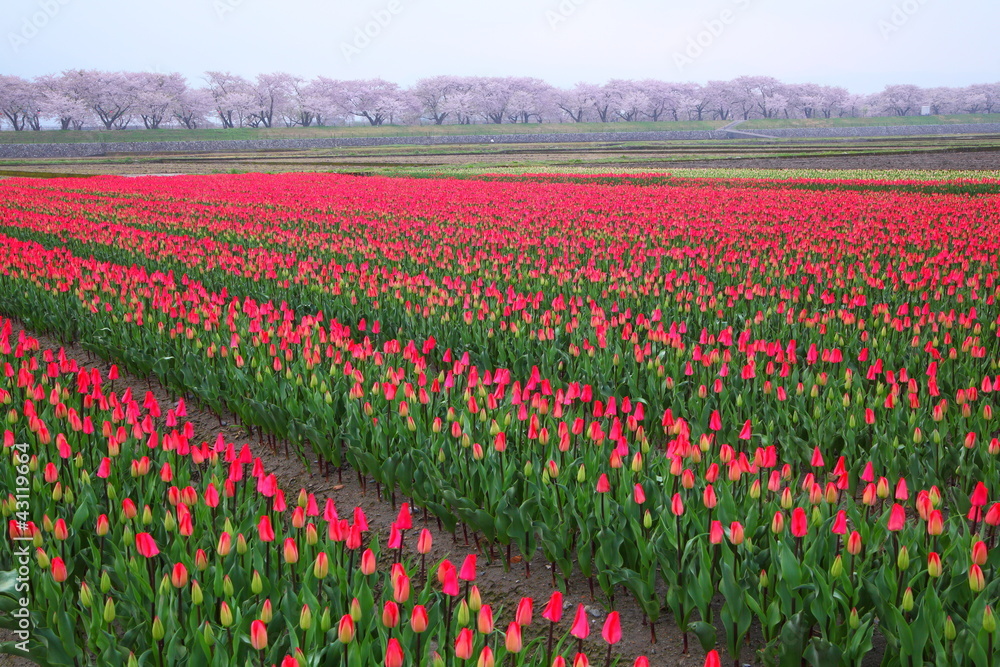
[704,650,721,667]
[410,605,429,633]
[515,596,533,626]
[249,620,268,650]
[455,627,474,660]
[596,474,611,493]
[887,504,906,532]
[505,622,523,652]
[791,507,808,538]
[135,532,159,558]
[542,591,563,623]
[459,554,477,581]
[601,611,621,644]
[570,604,589,639]
[384,638,404,667]
[50,556,67,583]
[257,515,275,542]
[671,493,684,516]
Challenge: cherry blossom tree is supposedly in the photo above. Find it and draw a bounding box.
[413,76,469,125]
[133,72,187,129]
[0,75,43,131]
[338,79,417,126]
[36,73,91,130]
[250,73,294,128]
[172,88,212,129]
[204,72,256,128]
[555,83,594,123]
[56,70,140,130]
[874,84,924,116]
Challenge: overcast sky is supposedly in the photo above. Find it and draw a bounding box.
[5,0,997,93]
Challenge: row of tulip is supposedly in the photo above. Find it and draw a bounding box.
[2,173,1000,664]
[0,318,652,666]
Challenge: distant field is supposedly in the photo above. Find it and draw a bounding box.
[741,113,1000,129]
[4,113,1000,145]
[0,120,725,144]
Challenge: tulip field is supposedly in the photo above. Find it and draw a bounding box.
[1,172,1000,666]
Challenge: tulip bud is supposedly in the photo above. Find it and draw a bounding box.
[830,555,843,578]
[79,581,93,607]
[897,546,909,571]
[313,552,329,579]
[927,552,942,578]
[103,597,116,624]
[759,569,769,589]
[152,616,165,641]
[191,580,203,605]
[970,564,986,592]
[984,606,996,634]
[468,585,482,612]
[251,570,263,594]
[445,592,467,627]
[945,616,957,641]
[900,588,914,612]
[101,571,111,594]
[849,607,860,629]
[337,614,355,644]
[350,597,362,622]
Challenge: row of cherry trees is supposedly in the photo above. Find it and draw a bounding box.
[1,70,998,130]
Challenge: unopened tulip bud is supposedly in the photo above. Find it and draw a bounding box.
[103,597,116,624]
[759,569,769,589]
[101,571,111,594]
[251,570,263,594]
[945,616,957,641]
[350,597,362,622]
[984,606,996,634]
[223,575,234,597]
[203,621,215,646]
[901,587,914,612]
[927,552,942,578]
[337,614,355,644]
[849,608,860,629]
[897,546,909,571]
[467,585,482,612]
[79,581,93,607]
[970,564,986,592]
[830,555,843,578]
[320,607,332,633]
[152,616,165,641]
[191,580,203,605]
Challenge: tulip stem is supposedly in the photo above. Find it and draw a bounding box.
[546,621,554,667]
